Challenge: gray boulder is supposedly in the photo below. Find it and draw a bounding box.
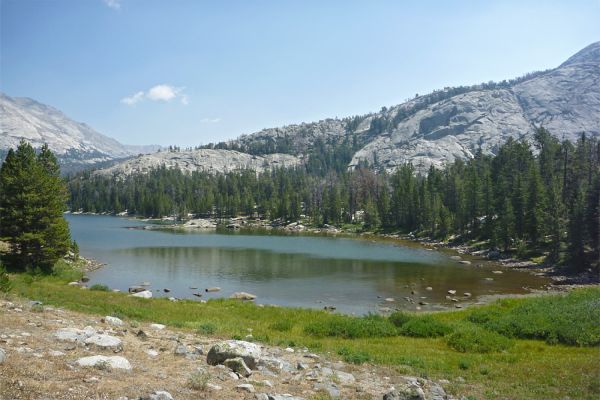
[76,355,132,371]
[224,357,252,377]
[207,340,261,369]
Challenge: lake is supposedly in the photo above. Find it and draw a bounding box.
[67,214,549,315]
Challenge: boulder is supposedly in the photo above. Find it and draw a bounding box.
[224,357,252,377]
[84,334,123,351]
[207,340,261,369]
[230,292,257,300]
[76,355,132,371]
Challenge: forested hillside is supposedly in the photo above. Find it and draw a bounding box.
[69,129,599,270]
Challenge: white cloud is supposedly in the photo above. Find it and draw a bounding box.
[147,84,180,101]
[103,0,121,10]
[201,118,221,123]
[121,84,188,106]
[120,91,144,105]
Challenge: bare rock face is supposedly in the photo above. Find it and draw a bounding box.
[0,93,160,173]
[94,149,301,177]
[206,340,262,369]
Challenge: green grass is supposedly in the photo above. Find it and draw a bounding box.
[447,325,513,353]
[89,283,110,291]
[6,267,600,400]
[468,289,600,346]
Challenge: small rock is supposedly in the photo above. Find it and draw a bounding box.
[68,282,80,286]
[323,305,336,311]
[284,347,294,353]
[224,357,252,377]
[492,270,503,274]
[150,323,165,330]
[385,298,395,302]
[76,355,132,370]
[425,287,433,291]
[463,292,472,297]
[136,330,148,340]
[84,334,123,351]
[230,292,257,300]
[104,316,124,326]
[145,349,159,357]
[236,383,255,393]
[128,286,145,293]
[131,290,152,298]
[163,288,171,293]
[447,290,456,295]
[313,382,340,398]
[83,376,100,383]
[256,394,269,400]
[297,362,308,370]
[54,327,95,343]
[174,344,188,356]
[146,391,174,400]
[383,386,425,400]
[450,255,462,261]
[206,383,222,391]
[48,350,65,357]
[459,260,472,265]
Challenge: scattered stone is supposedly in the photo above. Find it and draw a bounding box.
[485,277,494,281]
[418,301,429,306]
[174,344,188,356]
[297,362,308,370]
[383,386,425,400]
[459,260,472,265]
[268,395,305,400]
[0,348,6,364]
[256,394,269,400]
[236,383,255,393]
[425,286,433,291]
[54,327,95,343]
[84,334,123,351]
[145,349,159,357]
[205,287,221,292]
[131,290,152,298]
[206,383,222,391]
[207,340,262,369]
[48,350,65,357]
[455,304,463,309]
[447,290,456,295]
[385,298,395,302]
[150,323,165,330]
[76,355,132,371]
[68,282,80,286]
[83,376,100,383]
[323,305,336,312]
[463,292,472,297]
[224,357,252,377]
[492,270,504,274]
[230,292,257,300]
[314,382,340,398]
[284,347,294,353]
[104,316,124,326]
[146,390,174,400]
[136,330,148,340]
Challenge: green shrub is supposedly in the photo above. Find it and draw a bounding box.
[468,289,600,346]
[0,265,12,293]
[337,346,371,364]
[389,311,414,327]
[305,314,398,339]
[90,284,110,291]
[447,325,513,353]
[197,322,217,335]
[270,318,294,332]
[400,316,452,338]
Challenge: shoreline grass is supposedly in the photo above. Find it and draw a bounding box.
[4,265,600,400]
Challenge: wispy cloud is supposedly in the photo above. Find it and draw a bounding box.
[121,84,188,106]
[103,0,121,10]
[201,117,221,123]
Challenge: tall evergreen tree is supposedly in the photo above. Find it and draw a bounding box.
[0,141,71,273]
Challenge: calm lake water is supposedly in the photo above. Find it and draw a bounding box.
[67,214,548,315]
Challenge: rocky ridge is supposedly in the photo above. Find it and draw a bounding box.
[0,298,457,400]
[0,93,160,173]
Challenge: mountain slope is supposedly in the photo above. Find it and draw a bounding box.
[226,41,600,172]
[0,94,160,173]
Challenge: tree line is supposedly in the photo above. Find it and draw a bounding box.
[68,129,599,271]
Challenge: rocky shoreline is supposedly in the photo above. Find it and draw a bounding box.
[0,298,455,400]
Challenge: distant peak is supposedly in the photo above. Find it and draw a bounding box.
[560,41,600,67]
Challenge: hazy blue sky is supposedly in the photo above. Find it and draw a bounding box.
[1,0,599,146]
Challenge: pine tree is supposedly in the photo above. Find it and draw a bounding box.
[0,141,71,273]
